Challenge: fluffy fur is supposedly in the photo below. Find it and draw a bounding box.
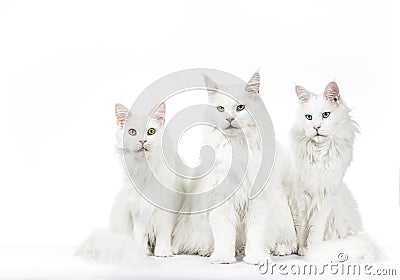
[172,72,297,264]
[77,230,147,263]
[305,233,378,263]
[78,103,179,262]
[288,82,378,262]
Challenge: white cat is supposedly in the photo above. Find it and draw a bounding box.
[288,82,377,262]
[79,103,178,261]
[172,72,297,264]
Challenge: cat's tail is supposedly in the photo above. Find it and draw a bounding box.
[305,233,380,263]
[77,229,148,264]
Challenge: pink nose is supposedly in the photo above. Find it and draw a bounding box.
[314,125,321,131]
[139,140,147,145]
[226,117,235,123]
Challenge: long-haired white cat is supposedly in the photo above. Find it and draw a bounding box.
[288,81,377,262]
[79,103,178,261]
[172,72,297,264]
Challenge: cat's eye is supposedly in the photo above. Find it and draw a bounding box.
[217,106,225,112]
[305,114,312,120]
[147,128,156,135]
[236,104,245,111]
[128,128,137,136]
[322,112,330,118]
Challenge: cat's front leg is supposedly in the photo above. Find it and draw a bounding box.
[293,209,308,255]
[243,228,271,264]
[291,206,307,255]
[295,221,308,256]
[306,204,331,249]
[133,221,150,255]
[154,212,174,257]
[292,193,309,255]
[208,205,237,264]
[243,202,272,265]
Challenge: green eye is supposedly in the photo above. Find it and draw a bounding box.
[128,128,136,136]
[217,106,225,112]
[147,128,156,135]
[305,114,312,120]
[322,112,330,118]
[236,104,245,111]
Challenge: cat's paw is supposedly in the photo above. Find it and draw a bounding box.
[243,251,271,265]
[209,251,236,264]
[171,244,180,255]
[197,248,211,257]
[273,243,297,256]
[297,246,307,256]
[273,244,289,256]
[154,245,173,257]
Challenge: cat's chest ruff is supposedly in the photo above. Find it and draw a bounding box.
[122,153,175,198]
[296,140,348,195]
[216,135,260,155]
[216,135,262,204]
[301,139,348,170]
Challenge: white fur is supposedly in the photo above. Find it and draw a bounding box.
[78,104,179,262]
[172,73,297,264]
[288,82,378,262]
[305,233,379,263]
[77,230,147,263]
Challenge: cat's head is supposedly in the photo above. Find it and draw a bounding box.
[115,103,166,159]
[204,72,261,137]
[293,81,354,144]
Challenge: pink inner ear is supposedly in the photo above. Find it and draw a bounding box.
[245,72,260,94]
[115,103,128,128]
[203,75,218,96]
[295,86,311,103]
[324,82,340,102]
[153,103,166,125]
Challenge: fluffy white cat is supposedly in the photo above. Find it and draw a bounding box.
[172,72,297,264]
[78,103,179,261]
[288,81,377,262]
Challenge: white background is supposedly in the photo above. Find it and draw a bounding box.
[0,0,399,277]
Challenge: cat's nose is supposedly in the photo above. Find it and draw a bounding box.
[313,125,321,131]
[226,117,235,123]
[139,140,147,145]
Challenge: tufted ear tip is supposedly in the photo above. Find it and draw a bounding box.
[115,103,127,113]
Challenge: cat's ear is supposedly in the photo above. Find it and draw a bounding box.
[152,103,166,126]
[115,103,129,128]
[245,71,260,94]
[295,85,312,103]
[203,74,219,96]
[324,81,340,103]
